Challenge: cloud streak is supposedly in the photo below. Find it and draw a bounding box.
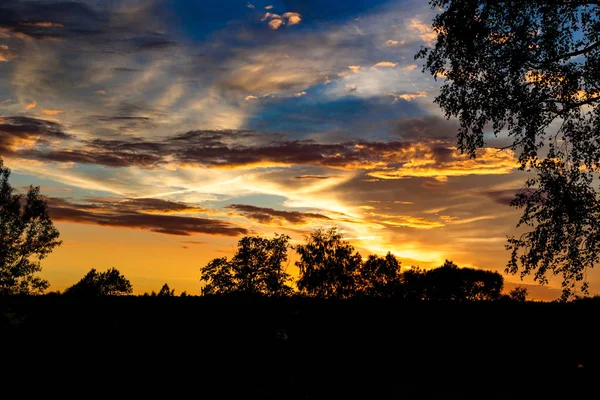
[47,197,248,236]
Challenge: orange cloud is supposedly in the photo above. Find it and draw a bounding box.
[0,45,15,62]
[388,92,427,103]
[42,109,64,116]
[269,18,284,30]
[20,21,64,28]
[25,101,37,110]
[283,12,302,26]
[348,65,361,73]
[368,147,517,181]
[372,61,397,70]
[408,19,437,44]
[294,91,307,97]
[385,40,404,46]
[245,95,259,100]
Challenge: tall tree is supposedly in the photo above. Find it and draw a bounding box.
[200,234,293,296]
[64,268,133,296]
[417,1,600,299]
[295,228,362,299]
[0,158,61,295]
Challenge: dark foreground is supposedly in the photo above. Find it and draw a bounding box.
[2,296,599,399]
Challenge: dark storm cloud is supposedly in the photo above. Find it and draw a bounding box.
[47,197,248,236]
[226,204,331,224]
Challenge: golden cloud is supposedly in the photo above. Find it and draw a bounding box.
[20,21,64,28]
[269,18,284,30]
[42,109,64,116]
[348,65,361,73]
[368,147,517,181]
[371,61,397,70]
[283,12,302,26]
[294,91,307,97]
[385,40,403,46]
[25,101,37,110]
[408,19,437,44]
[388,92,427,103]
[0,45,15,62]
[245,95,259,100]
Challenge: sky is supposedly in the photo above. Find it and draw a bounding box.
[0,0,588,299]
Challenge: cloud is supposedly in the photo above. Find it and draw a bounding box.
[227,204,330,225]
[25,101,37,110]
[265,5,274,10]
[385,40,403,46]
[368,147,517,181]
[47,197,248,236]
[262,11,302,30]
[283,12,302,26]
[371,61,397,70]
[247,2,255,9]
[42,109,63,116]
[0,45,15,62]
[408,19,437,45]
[245,95,259,100]
[388,92,427,103]
[4,124,517,181]
[295,175,333,180]
[294,91,307,97]
[19,22,65,28]
[348,65,361,73]
[0,116,71,153]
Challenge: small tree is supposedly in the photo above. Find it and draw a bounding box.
[157,283,175,297]
[200,234,293,296]
[295,227,362,299]
[64,268,133,296]
[0,158,61,295]
[508,286,528,302]
[358,252,403,298]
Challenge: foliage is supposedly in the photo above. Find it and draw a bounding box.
[0,158,61,295]
[508,286,529,302]
[422,260,504,301]
[295,228,362,298]
[200,234,293,296]
[358,252,403,298]
[64,268,133,296]
[157,283,175,296]
[417,1,600,298]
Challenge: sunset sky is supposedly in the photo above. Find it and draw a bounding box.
[0,0,587,299]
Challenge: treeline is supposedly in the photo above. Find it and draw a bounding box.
[53,228,529,302]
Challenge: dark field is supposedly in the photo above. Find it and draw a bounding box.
[2,296,598,399]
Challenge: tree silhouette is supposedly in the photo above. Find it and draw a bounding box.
[422,261,504,301]
[358,252,403,298]
[508,286,528,302]
[295,228,362,299]
[64,268,133,296]
[417,1,600,299]
[0,158,61,295]
[157,283,175,297]
[200,234,293,296]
